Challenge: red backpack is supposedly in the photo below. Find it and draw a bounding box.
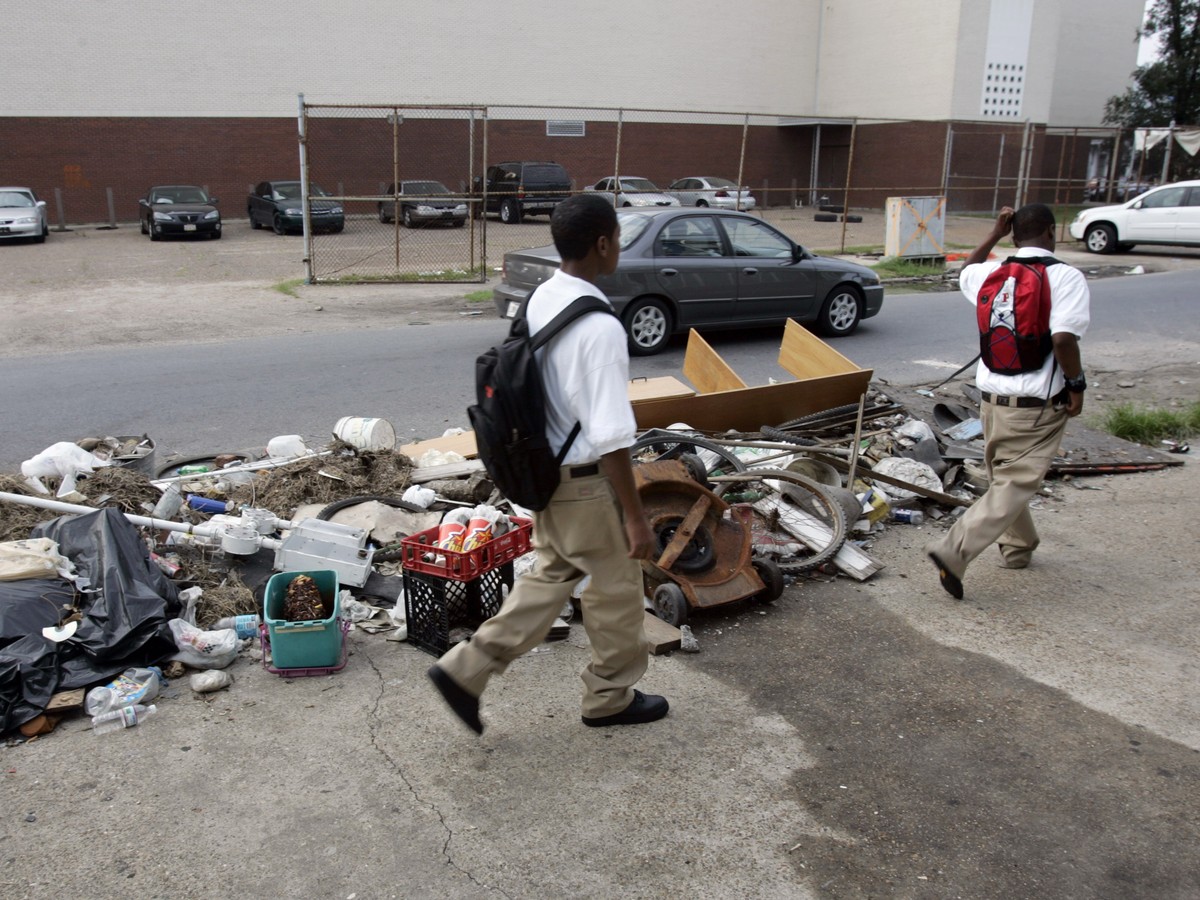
[976,255,1059,375]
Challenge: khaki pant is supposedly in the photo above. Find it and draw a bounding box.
[928,400,1069,579]
[436,467,648,718]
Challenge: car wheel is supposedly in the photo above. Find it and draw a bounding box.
[272,214,286,236]
[500,199,522,224]
[624,297,672,356]
[403,207,416,229]
[249,209,262,229]
[622,201,632,207]
[817,285,862,337]
[149,220,160,242]
[453,219,465,228]
[696,199,709,207]
[33,232,46,244]
[331,224,344,234]
[211,230,222,240]
[140,217,148,235]
[378,204,390,224]
[1084,223,1116,254]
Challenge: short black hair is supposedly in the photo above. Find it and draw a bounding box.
[551,194,618,261]
[1012,203,1055,242]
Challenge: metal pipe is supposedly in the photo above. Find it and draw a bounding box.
[297,93,313,284]
[150,451,332,487]
[735,114,749,212]
[839,118,858,253]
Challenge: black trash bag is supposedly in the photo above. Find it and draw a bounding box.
[30,507,182,688]
[0,577,74,649]
[0,635,61,734]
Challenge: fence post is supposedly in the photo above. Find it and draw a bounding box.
[105,188,117,228]
[791,177,797,209]
[991,132,1006,214]
[735,114,748,212]
[297,93,313,284]
[1162,120,1175,183]
[612,109,623,205]
[393,106,401,272]
[1105,128,1121,204]
[53,188,68,232]
[838,118,858,253]
[941,122,953,204]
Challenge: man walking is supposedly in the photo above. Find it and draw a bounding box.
[926,204,1089,599]
[428,194,667,734]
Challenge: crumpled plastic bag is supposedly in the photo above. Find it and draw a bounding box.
[20,441,112,498]
[167,619,239,669]
[870,457,942,502]
[0,538,76,583]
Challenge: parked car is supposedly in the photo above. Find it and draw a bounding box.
[471,161,571,224]
[1069,179,1200,253]
[1083,176,1155,203]
[139,185,221,240]
[494,207,883,355]
[584,177,681,209]
[248,180,344,235]
[378,181,467,228]
[0,187,49,243]
[666,176,756,211]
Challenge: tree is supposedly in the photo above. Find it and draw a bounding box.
[1103,0,1200,181]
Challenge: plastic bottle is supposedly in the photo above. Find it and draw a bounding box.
[891,508,925,526]
[84,667,163,716]
[213,614,261,640]
[91,703,158,735]
[151,483,184,519]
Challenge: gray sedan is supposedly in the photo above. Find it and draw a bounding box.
[0,187,49,243]
[494,208,883,355]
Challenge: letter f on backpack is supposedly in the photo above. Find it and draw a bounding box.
[976,256,1058,375]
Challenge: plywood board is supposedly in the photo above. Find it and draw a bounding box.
[627,376,695,403]
[400,431,480,461]
[682,330,748,394]
[777,319,862,381]
[643,611,682,654]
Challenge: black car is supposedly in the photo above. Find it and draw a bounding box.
[378,181,467,228]
[139,185,221,240]
[471,161,571,224]
[248,180,344,235]
[495,208,884,355]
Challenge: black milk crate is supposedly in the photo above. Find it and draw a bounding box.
[403,563,514,657]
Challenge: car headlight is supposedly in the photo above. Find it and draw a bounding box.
[284,208,303,216]
[14,216,37,224]
[153,211,172,222]
[454,204,467,212]
[1071,212,1085,225]
[330,206,343,215]
[417,205,435,212]
[204,210,220,220]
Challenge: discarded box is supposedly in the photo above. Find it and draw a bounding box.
[630,320,873,432]
[263,569,343,669]
[403,565,513,657]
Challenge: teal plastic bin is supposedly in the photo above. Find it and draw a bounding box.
[263,570,342,669]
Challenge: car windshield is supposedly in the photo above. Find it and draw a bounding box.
[0,191,34,208]
[404,181,451,195]
[272,183,303,201]
[617,211,652,249]
[619,179,660,192]
[705,177,738,188]
[153,187,209,204]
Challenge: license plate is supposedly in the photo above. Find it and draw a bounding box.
[505,300,519,318]
[183,224,197,232]
[0,227,9,234]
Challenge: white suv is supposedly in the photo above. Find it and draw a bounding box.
[1069,180,1200,253]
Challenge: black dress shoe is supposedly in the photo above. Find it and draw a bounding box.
[581,690,670,728]
[927,551,964,600]
[428,665,483,735]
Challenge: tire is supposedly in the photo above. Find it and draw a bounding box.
[331,224,344,234]
[378,205,391,224]
[211,230,222,240]
[654,518,716,574]
[149,220,159,242]
[272,214,286,236]
[772,404,863,432]
[819,204,845,213]
[813,213,838,223]
[679,452,710,485]
[249,209,262,229]
[752,558,785,602]
[651,583,688,627]
[843,214,863,224]
[403,207,416,229]
[453,219,465,228]
[630,430,747,478]
[817,285,862,337]
[621,201,632,208]
[33,232,45,244]
[500,199,522,224]
[316,494,425,521]
[140,217,148,235]
[758,425,818,446]
[623,297,672,356]
[696,199,709,207]
[1084,223,1117,254]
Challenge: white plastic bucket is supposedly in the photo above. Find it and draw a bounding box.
[333,416,396,451]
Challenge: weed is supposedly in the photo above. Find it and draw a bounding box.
[871,258,946,279]
[272,278,305,298]
[464,289,492,302]
[1097,401,1200,445]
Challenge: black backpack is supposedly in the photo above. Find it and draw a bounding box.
[468,295,616,511]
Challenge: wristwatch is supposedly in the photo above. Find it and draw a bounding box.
[1064,373,1087,393]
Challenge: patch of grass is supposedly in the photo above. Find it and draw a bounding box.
[272,278,305,298]
[318,267,488,284]
[1098,401,1200,445]
[870,258,946,279]
[464,289,493,302]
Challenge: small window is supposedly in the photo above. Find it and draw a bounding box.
[546,119,585,137]
[656,216,723,258]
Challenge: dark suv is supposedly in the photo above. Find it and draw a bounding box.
[472,161,571,224]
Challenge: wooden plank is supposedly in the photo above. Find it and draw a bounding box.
[777,319,862,380]
[682,329,747,394]
[654,494,712,571]
[752,496,883,581]
[643,610,682,654]
[408,459,487,483]
[626,375,695,403]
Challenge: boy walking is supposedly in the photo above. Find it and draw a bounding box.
[926,204,1090,599]
[429,193,667,734]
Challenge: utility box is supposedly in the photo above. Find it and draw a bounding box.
[885,196,945,261]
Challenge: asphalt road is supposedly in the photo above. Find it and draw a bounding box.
[1,267,1198,470]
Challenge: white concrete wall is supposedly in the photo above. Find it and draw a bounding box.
[7,0,1141,124]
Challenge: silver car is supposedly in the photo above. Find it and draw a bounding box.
[0,187,49,243]
[494,208,883,355]
[667,176,757,211]
[584,177,681,208]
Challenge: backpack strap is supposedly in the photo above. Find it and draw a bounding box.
[521,294,618,465]
[1001,254,1060,268]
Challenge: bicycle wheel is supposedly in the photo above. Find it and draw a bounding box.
[631,430,747,478]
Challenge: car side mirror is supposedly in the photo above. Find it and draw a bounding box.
[792,244,806,261]
[210,197,219,205]
[1132,200,1143,209]
[36,200,46,208]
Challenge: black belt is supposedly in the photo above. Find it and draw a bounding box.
[980,391,1046,408]
[565,463,600,479]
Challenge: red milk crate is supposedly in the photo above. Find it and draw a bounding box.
[400,517,533,581]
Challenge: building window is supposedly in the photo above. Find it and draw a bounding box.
[546,120,585,137]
